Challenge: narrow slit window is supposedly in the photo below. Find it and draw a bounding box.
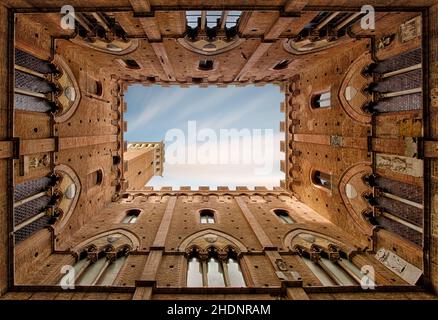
[273,209,294,224]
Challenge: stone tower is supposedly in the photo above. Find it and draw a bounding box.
[124,142,164,190]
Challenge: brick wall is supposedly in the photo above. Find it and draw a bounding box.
[0,4,10,295]
[429,3,438,294]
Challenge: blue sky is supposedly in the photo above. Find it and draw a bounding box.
[124,84,284,189]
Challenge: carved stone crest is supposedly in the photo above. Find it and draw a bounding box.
[375,248,422,285]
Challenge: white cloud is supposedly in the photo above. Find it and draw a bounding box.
[129,89,186,131]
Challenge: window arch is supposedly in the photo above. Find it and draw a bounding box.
[297,246,363,286]
[121,59,141,70]
[198,59,214,71]
[186,247,246,287]
[199,209,215,224]
[273,209,294,224]
[312,170,332,190]
[122,209,141,224]
[60,246,129,286]
[86,77,103,96]
[273,59,291,70]
[311,90,331,109]
[87,169,103,188]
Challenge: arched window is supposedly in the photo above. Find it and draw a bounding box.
[122,59,141,70]
[187,247,246,287]
[273,209,294,224]
[311,90,331,109]
[60,248,128,286]
[199,209,215,224]
[87,169,103,189]
[122,209,141,224]
[312,170,332,190]
[86,77,103,96]
[300,251,362,286]
[273,59,291,70]
[198,59,214,71]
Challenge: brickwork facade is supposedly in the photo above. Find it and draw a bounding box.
[0,0,437,300]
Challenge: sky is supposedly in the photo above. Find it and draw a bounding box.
[124,84,285,189]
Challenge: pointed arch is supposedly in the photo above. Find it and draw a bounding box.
[71,228,140,254]
[53,164,81,231]
[338,162,374,235]
[52,55,82,123]
[178,228,247,253]
[283,228,358,255]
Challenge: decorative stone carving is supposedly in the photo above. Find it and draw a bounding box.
[345,183,358,199]
[345,86,358,101]
[25,154,50,172]
[376,34,395,50]
[376,154,423,177]
[197,249,210,261]
[275,259,288,271]
[375,248,422,285]
[217,248,229,262]
[87,251,99,263]
[298,233,315,243]
[178,36,244,56]
[65,184,76,199]
[106,251,117,263]
[331,135,343,148]
[204,234,218,243]
[400,16,422,43]
[107,235,121,243]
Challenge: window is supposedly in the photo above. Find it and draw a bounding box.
[186,11,201,28]
[312,170,332,189]
[87,77,103,96]
[187,248,246,287]
[122,209,141,224]
[112,155,121,165]
[273,209,294,224]
[225,11,242,29]
[206,11,222,28]
[186,10,242,30]
[60,250,127,286]
[273,59,291,70]
[311,90,331,108]
[87,169,103,189]
[301,254,362,286]
[198,59,214,71]
[199,209,215,224]
[122,59,141,70]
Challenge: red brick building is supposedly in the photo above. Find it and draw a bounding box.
[0,0,438,300]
